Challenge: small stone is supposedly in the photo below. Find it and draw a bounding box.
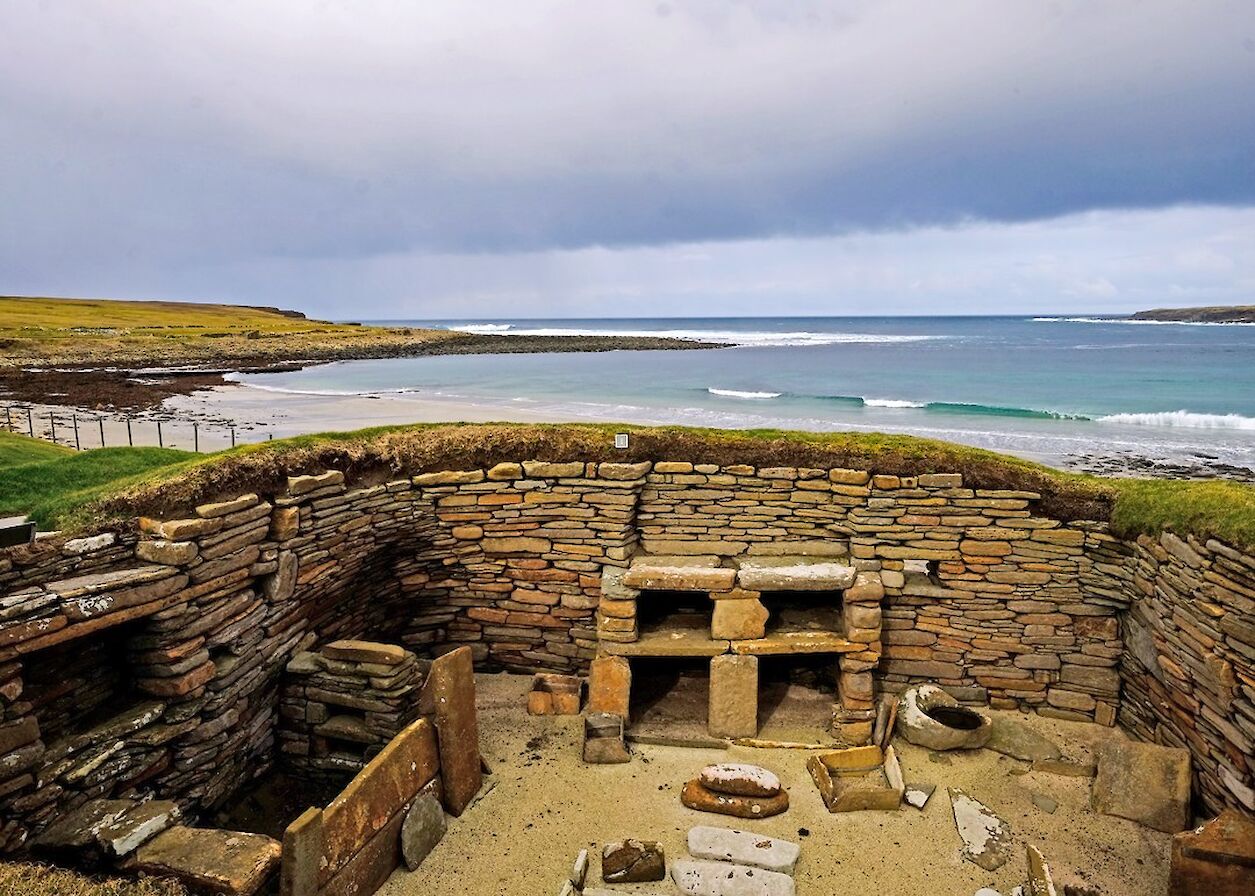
[904,783,936,809]
[571,848,589,889]
[401,793,447,871]
[1030,792,1058,814]
[950,788,1011,871]
[602,839,665,883]
[671,858,796,896]
[681,779,789,819]
[686,826,800,874]
[1026,844,1058,896]
[699,763,782,798]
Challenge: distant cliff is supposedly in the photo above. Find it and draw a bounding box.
[1132,305,1255,323]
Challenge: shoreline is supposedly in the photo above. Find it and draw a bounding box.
[6,383,1254,482]
[0,334,724,411]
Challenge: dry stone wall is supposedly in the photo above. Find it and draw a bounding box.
[1,454,1253,847]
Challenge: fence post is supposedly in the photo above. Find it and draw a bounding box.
[72,413,81,451]
[193,422,199,453]
[99,417,106,448]
[27,408,33,437]
[126,417,133,446]
[230,426,236,448]
[49,413,57,445]
[157,420,163,448]
[4,406,11,431]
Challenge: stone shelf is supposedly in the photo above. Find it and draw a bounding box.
[601,614,731,657]
[731,631,860,655]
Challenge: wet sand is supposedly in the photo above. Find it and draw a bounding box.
[379,672,1168,896]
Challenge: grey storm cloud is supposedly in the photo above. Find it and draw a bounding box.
[1,0,1253,312]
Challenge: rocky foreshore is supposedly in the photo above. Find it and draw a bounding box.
[1131,304,1255,323]
[0,334,723,410]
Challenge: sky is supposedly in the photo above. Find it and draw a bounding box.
[2,1,1253,319]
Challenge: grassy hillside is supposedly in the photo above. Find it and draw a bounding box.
[0,433,194,529]
[2,423,1252,552]
[0,430,72,467]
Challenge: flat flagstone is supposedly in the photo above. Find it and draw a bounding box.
[686,826,800,874]
[949,789,1011,871]
[671,858,797,896]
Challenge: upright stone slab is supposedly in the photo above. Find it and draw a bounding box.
[1092,738,1191,833]
[428,646,482,816]
[587,655,632,719]
[709,654,757,738]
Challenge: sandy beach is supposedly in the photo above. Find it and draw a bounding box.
[5,380,1251,482]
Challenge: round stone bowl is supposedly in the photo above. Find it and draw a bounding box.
[896,684,992,751]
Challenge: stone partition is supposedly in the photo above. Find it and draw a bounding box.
[1,450,1252,854]
[281,716,440,896]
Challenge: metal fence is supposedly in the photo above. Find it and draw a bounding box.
[2,403,273,454]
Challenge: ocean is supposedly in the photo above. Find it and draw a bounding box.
[227,316,1255,471]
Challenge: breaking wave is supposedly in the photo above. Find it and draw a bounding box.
[446,325,944,347]
[1095,411,1255,430]
[707,388,782,399]
[1031,317,1255,327]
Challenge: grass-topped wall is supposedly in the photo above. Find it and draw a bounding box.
[4,424,1255,552]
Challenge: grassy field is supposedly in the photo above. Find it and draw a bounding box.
[2,424,1253,551]
[0,295,463,370]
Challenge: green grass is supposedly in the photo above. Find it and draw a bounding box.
[0,431,73,467]
[0,442,196,529]
[2,423,1253,552]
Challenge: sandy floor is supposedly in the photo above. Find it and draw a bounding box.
[379,673,1169,896]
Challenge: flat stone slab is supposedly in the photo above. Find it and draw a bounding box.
[96,800,181,858]
[322,639,409,665]
[603,617,731,657]
[735,558,857,591]
[623,564,737,592]
[130,826,280,896]
[682,779,789,819]
[950,789,1011,871]
[731,632,859,655]
[986,715,1062,763]
[1092,737,1191,833]
[699,763,781,798]
[671,858,797,896]
[687,826,800,874]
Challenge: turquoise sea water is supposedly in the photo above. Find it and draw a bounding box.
[229,316,1255,469]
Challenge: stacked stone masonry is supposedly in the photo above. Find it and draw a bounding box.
[0,457,1252,857]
